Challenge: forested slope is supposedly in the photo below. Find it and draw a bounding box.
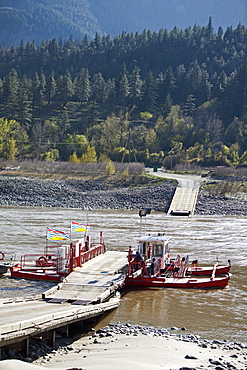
[0,22,246,169]
[0,0,246,47]
[0,0,102,47]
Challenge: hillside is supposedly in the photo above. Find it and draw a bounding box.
[0,0,246,47]
[0,0,102,47]
[0,21,246,168]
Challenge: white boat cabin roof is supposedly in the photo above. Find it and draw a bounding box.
[138,234,170,243]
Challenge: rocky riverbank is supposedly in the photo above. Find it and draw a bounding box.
[195,192,247,216]
[0,176,247,215]
[1,323,246,370]
[0,176,175,212]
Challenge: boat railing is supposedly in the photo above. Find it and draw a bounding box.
[18,253,58,271]
[79,243,105,265]
[44,245,63,255]
[127,260,146,277]
[15,242,105,273]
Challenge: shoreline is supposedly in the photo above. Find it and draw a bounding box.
[0,176,247,215]
[0,177,246,369]
[1,324,246,370]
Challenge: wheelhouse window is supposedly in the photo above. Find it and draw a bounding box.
[152,243,164,257]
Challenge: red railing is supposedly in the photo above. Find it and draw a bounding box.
[19,253,58,271]
[13,232,106,276]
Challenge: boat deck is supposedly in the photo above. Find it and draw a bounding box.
[43,250,128,304]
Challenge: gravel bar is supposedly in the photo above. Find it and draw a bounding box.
[1,176,247,215]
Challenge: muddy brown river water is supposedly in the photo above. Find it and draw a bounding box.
[0,207,246,343]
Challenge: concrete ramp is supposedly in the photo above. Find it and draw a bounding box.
[168,187,199,216]
[146,168,201,217]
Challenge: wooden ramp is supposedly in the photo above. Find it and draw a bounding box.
[167,187,199,216]
[0,296,120,350]
[43,250,128,305]
[0,250,127,351]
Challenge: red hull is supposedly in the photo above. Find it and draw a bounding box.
[10,268,64,282]
[10,232,106,282]
[186,265,231,276]
[125,275,230,289]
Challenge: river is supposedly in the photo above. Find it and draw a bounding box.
[0,206,246,343]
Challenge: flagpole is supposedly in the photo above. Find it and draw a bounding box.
[85,207,89,238]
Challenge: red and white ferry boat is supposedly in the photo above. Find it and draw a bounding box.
[10,231,105,282]
[125,233,230,289]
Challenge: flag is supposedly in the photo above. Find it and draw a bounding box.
[71,221,91,232]
[47,228,69,240]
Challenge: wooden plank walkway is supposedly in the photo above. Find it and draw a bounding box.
[43,250,128,304]
[0,250,128,350]
[0,296,120,348]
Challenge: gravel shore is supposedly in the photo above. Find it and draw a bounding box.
[1,176,247,215]
[0,176,174,211]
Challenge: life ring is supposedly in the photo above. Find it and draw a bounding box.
[39,256,47,262]
[0,251,4,261]
[36,256,48,266]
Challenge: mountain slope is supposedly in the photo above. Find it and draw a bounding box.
[0,0,102,47]
[0,0,246,47]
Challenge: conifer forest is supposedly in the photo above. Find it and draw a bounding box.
[0,20,247,168]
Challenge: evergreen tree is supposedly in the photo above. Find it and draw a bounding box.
[75,68,91,105]
[3,69,19,118]
[129,66,142,105]
[161,93,173,117]
[182,95,196,117]
[118,72,130,106]
[87,101,100,127]
[214,71,228,97]
[46,71,56,104]
[91,73,107,102]
[16,77,32,128]
[0,78,3,102]
[174,64,186,104]
[105,78,116,104]
[206,16,214,39]
[31,73,40,109]
[38,69,46,105]
[141,70,158,113]
[164,66,176,95]
[0,22,245,163]
[61,71,74,106]
[58,111,70,138]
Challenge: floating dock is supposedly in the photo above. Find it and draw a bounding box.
[0,250,128,357]
[43,250,127,304]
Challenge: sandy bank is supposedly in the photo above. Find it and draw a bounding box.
[1,331,246,370]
